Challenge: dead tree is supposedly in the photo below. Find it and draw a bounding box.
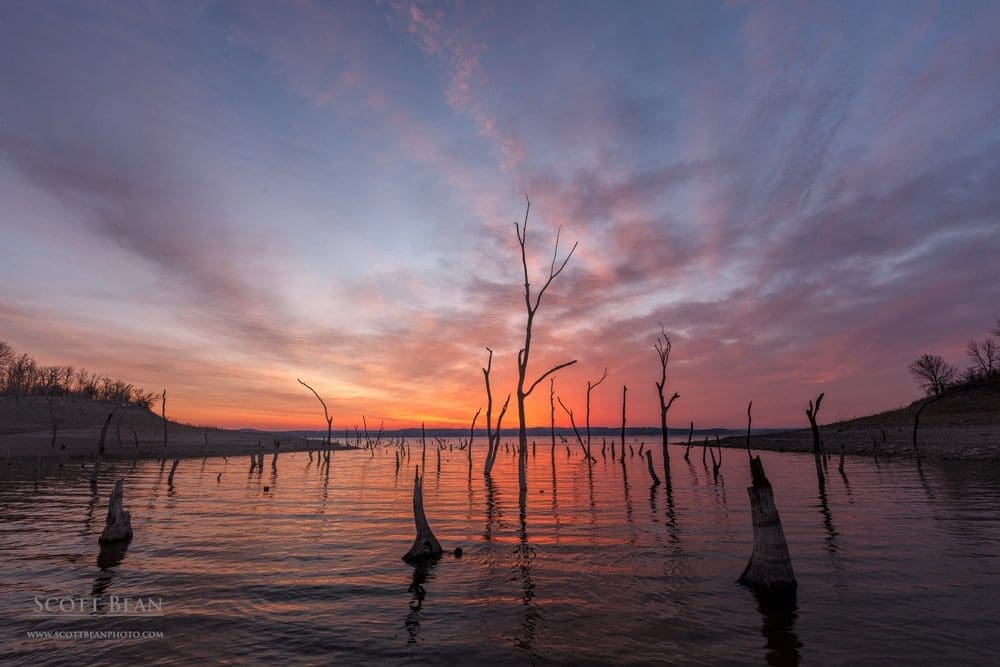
[161,389,168,451]
[654,324,680,479]
[805,394,826,490]
[297,379,333,447]
[47,396,58,449]
[468,407,481,468]
[738,455,797,600]
[549,378,557,458]
[167,457,180,485]
[620,385,628,464]
[402,466,443,562]
[683,421,693,461]
[513,195,578,492]
[99,480,133,544]
[645,450,661,486]
[98,409,115,456]
[585,367,609,458]
[557,396,593,461]
[482,348,511,476]
[90,460,101,486]
[838,444,846,475]
[912,395,942,460]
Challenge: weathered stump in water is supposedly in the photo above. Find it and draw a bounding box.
[99,480,133,544]
[402,466,443,562]
[738,456,796,599]
[644,450,661,486]
[167,457,180,485]
[90,460,101,486]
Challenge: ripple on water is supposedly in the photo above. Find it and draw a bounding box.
[2,446,999,664]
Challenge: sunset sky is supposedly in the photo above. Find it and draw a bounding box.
[2,1,998,431]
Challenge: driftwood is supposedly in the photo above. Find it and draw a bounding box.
[99,480,133,544]
[644,450,661,486]
[738,455,796,599]
[402,466,443,562]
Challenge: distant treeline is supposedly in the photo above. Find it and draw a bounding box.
[0,340,156,408]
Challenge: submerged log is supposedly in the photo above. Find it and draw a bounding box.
[738,456,796,599]
[99,480,133,544]
[402,466,443,562]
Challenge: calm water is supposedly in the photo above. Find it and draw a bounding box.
[2,441,999,665]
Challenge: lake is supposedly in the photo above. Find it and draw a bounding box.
[2,440,999,665]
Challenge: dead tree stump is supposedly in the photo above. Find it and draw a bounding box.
[99,480,133,544]
[403,466,443,562]
[644,450,661,486]
[738,456,796,600]
[167,457,180,485]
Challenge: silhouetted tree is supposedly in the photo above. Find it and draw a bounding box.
[298,379,333,447]
[966,338,999,380]
[482,348,510,476]
[654,324,680,480]
[513,196,578,493]
[908,353,957,396]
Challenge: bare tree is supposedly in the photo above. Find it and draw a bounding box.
[513,196,578,492]
[805,393,826,491]
[556,396,593,460]
[967,339,999,379]
[993,317,1000,339]
[908,354,958,396]
[585,367,608,459]
[654,324,680,480]
[298,379,333,447]
[482,348,511,476]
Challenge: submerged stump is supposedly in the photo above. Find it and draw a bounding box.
[738,456,796,600]
[99,480,133,544]
[403,466,443,563]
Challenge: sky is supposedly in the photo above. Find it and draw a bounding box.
[1,1,998,431]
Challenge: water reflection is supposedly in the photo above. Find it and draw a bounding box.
[515,489,540,658]
[754,590,802,666]
[404,560,435,643]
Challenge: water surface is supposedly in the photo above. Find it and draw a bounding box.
[2,441,999,664]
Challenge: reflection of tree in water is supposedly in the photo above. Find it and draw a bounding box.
[817,487,839,557]
[663,475,680,544]
[621,460,635,544]
[92,540,129,608]
[404,560,435,644]
[754,590,802,667]
[514,489,541,658]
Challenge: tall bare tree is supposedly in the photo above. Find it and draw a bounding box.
[654,324,680,480]
[298,379,333,447]
[513,196,578,492]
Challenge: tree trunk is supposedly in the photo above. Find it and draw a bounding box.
[99,480,133,544]
[402,467,443,562]
[167,457,180,485]
[738,456,796,600]
[644,450,661,486]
